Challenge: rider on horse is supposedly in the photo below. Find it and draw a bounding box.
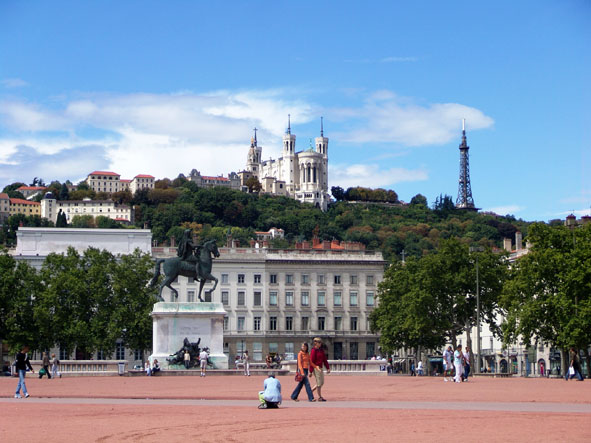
[177,229,202,277]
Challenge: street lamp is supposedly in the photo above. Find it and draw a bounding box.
[470,246,484,374]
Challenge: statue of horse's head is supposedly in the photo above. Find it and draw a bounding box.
[203,239,220,258]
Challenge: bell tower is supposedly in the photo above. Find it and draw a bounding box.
[315,117,329,191]
[282,115,296,191]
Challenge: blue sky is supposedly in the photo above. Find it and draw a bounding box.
[0,0,589,222]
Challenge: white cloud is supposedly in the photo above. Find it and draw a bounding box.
[1,78,28,88]
[330,163,428,189]
[337,94,494,146]
[485,205,524,216]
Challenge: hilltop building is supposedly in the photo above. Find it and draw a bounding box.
[238,117,330,211]
[187,169,242,190]
[40,193,133,224]
[16,185,46,199]
[85,171,155,194]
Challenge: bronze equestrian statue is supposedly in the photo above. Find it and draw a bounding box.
[150,230,220,302]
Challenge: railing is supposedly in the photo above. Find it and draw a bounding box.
[282,359,387,375]
[24,360,127,376]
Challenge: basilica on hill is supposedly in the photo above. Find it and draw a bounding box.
[238,116,331,211]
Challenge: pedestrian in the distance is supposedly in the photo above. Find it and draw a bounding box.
[184,350,191,369]
[14,345,34,398]
[243,350,250,376]
[463,347,471,381]
[51,353,61,379]
[39,351,51,379]
[199,348,209,377]
[310,337,330,401]
[454,345,463,383]
[291,342,317,402]
[443,345,453,382]
[565,348,584,381]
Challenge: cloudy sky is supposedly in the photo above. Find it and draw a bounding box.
[0,1,589,221]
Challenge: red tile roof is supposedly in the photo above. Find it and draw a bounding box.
[134,174,154,179]
[10,198,40,205]
[202,176,229,181]
[120,179,131,183]
[17,186,46,191]
[89,171,120,176]
[0,193,9,199]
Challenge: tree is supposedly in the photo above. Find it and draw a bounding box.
[331,186,345,201]
[245,176,262,193]
[59,183,70,200]
[410,194,428,207]
[500,223,591,376]
[70,215,95,228]
[371,238,507,356]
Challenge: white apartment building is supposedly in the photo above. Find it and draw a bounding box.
[40,193,133,224]
[86,171,155,194]
[153,245,386,362]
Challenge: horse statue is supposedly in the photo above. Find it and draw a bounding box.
[150,238,220,302]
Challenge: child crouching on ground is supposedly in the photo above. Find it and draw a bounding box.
[258,372,281,409]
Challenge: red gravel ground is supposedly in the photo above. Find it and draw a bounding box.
[1,375,589,442]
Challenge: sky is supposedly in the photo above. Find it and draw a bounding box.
[0,0,589,222]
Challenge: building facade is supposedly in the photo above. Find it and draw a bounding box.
[86,171,155,194]
[40,194,133,224]
[0,193,9,222]
[187,169,242,190]
[16,186,46,199]
[153,245,386,361]
[9,198,41,217]
[239,118,331,211]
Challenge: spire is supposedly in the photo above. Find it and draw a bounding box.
[286,114,291,135]
[253,127,258,146]
[320,116,324,137]
[456,119,476,210]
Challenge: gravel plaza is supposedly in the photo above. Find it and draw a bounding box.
[1,374,589,442]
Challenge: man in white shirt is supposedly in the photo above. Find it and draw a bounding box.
[463,347,471,381]
[243,350,250,376]
[199,348,209,377]
[454,345,463,383]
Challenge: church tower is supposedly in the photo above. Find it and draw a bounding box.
[246,128,262,178]
[315,117,329,192]
[282,115,296,192]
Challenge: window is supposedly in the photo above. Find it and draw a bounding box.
[285,342,294,355]
[350,274,358,285]
[334,291,342,306]
[350,291,358,306]
[254,274,261,284]
[366,291,375,306]
[237,316,245,331]
[285,316,293,331]
[253,342,263,361]
[269,316,277,331]
[134,349,143,361]
[221,291,229,305]
[254,291,262,306]
[254,316,261,331]
[269,343,278,354]
[301,291,309,306]
[366,342,375,359]
[238,274,245,284]
[269,291,278,306]
[286,291,294,306]
[317,291,326,306]
[187,290,195,302]
[223,316,229,331]
[59,348,69,361]
[286,274,294,284]
[334,275,341,285]
[301,316,309,331]
[237,291,245,306]
[317,274,325,285]
[221,274,229,284]
[301,274,309,284]
[270,274,277,284]
[366,275,374,285]
[318,316,325,331]
[116,342,125,360]
[334,317,342,331]
[350,316,358,331]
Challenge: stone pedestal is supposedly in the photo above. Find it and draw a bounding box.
[150,302,228,370]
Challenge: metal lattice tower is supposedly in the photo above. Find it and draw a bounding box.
[456,119,476,209]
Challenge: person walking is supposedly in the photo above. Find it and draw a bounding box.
[14,346,34,398]
[243,350,250,376]
[51,353,61,379]
[184,350,191,369]
[39,352,51,379]
[443,345,453,382]
[310,337,330,402]
[291,342,317,402]
[199,348,209,377]
[417,360,424,376]
[463,347,471,381]
[565,348,584,381]
[453,345,463,383]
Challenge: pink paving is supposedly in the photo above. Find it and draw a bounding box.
[1,375,589,442]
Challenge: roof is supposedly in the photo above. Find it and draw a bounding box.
[134,174,154,179]
[120,179,131,183]
[88,171,120,176]
[10,198,40,205]
[202,176,229,181]
[0,193,9,199]
[17,186,46,191]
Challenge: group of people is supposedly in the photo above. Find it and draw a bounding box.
[443,345,471,383]
[144,359,161,376]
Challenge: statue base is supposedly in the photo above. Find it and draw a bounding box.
[150,302,228,370]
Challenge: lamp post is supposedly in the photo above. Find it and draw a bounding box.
[470,246,484,374]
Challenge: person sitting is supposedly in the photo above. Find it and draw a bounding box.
[151,360,161,375]
[258,372,281,409]
[145,361,152,376]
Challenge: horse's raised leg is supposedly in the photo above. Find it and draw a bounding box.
[161,275,178,301]
[207,274,218,294]
[197,278,206,302]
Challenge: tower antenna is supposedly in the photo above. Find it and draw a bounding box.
[320,116,324,137]
[456,120,477,210]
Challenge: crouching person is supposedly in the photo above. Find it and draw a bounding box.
[258,372,281,409]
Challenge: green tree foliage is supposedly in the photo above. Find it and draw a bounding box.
[59,183,70,200]
[500,223,591,373]
[331,186,345,201]
[2,182,27,194]
[370,239,507,353]
[245,176,262,193]
[70,215,95,228]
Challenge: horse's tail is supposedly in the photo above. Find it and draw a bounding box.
[149,258,165,287]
